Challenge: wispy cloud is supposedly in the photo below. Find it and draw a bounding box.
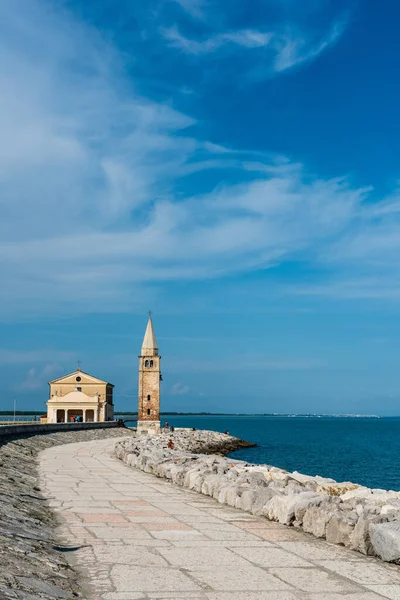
[170,382,191,395]
[162,25,272,54]
[162,14,349,74]
[1,163,372,316]
[0,0,398,319]
[173,0,206,20]
[274,16,349,72]
[18,364,62,391]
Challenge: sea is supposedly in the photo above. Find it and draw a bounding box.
[122,414,400,492]
[5,414,399,491]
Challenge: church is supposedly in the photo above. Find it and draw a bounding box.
[46,369,114,423]
[46,315,162,430]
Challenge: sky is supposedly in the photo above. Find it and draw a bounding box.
[1,0,400,415]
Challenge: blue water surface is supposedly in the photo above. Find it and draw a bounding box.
[123,415,400,491]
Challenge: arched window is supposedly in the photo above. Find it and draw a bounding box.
[150,360,154,367]
[147,408,151,415]
[147,394,151,401]
[145,360,150,367]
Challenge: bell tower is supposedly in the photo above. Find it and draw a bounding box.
[137,314,161,434]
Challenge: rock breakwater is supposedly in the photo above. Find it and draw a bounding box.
[0,427,134,600]
[115,429,400,563]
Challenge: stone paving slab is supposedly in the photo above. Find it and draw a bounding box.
[39,438,400,600]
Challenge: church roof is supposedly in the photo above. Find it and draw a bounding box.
[141,316,158,355]
[48,369,114,386]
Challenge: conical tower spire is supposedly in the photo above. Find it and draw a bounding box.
[141,313,158,356]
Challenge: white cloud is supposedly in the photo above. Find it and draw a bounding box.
[173,0,206,20]
[162,25,272,55]
[18,364,63,391]
[0,0,197,245]
[162,15,348,73]
[0,165,369,308]
[274,17,348,72]
[0,0,398,317]
[170,382,191,395]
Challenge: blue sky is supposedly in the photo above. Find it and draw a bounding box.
[1,0,400,415]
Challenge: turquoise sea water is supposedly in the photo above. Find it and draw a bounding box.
[123,415,400,492]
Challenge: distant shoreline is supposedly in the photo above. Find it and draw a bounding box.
[0,411,384,418]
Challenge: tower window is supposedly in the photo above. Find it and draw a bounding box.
[147,394,151,401]
[147,409,151,415]
[150,360,154,367]
[145,360,150,367]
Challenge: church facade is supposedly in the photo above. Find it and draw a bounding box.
[137,315,161,434]
[46,369,114,423]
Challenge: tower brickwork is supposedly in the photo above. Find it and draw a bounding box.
[137,316,161,434]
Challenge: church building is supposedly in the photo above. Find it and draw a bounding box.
[46,369,114,423]
[137,315,162,434]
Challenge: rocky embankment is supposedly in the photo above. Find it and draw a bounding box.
[115,429,400,564]
[0,427,134,600]
[159,428,255,454]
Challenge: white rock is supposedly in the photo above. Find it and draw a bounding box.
[326,511,356,546]
[370,521,400,562]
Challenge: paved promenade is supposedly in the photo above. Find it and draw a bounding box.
[39,438,400,600]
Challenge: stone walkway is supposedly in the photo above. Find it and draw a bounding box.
[39,438,400,600]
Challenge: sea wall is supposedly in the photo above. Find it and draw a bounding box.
[115,429,400,563]
[0,427,135,600]
[0,420,120,439]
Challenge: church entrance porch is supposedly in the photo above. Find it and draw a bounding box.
[56,409,65,423]
[67,409,83,422]
[85,409,95,422]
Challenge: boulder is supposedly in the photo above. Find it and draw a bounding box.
[264,491,321,526]
[294,492,323,525]
[350,516,374,555]
[237,488,256,512]
[326,511,357,546]
[370,521,400,562]
[303,505,330,538]
[302,502,340,538]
